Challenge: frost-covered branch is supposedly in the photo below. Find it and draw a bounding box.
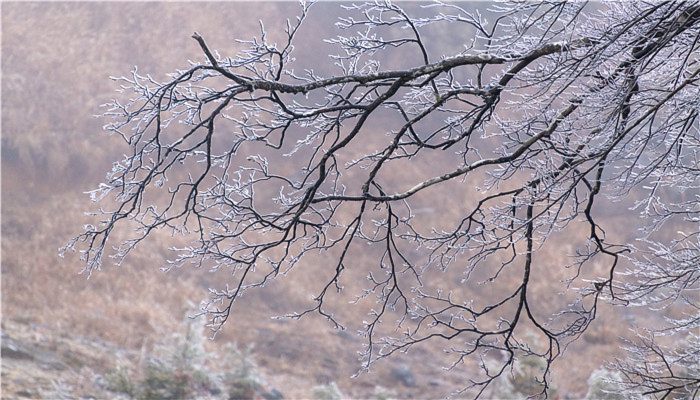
[64,1,700,397]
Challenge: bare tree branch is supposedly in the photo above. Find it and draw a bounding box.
[64,1,700,397]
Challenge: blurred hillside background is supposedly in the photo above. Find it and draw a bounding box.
[2,3,655,399]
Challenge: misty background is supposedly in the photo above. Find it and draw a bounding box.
[2,3,642,398]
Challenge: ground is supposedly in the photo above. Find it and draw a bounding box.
[2,3,651,399]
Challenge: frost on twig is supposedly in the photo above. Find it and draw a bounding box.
[65,2,700,397]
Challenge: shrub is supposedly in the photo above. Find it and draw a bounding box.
[221,345,264,400]
[585,368,629,400]
[104,315,283,400]
[105,315,217,399]
[372,386,397,400]
[312,382,344,400]
[105,364,136,397]
[488,332,557,399]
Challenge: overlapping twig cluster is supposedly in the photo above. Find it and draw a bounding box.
[64,2,700,397]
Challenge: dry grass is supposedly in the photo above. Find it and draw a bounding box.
[1,3,656,399]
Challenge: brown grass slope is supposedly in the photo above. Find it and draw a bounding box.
[1,3,656,399]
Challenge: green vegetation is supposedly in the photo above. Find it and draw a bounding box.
[105,316,266,400]
[585,368,630,400]
[487,332,558,399]
[488,354,558,399]
[311,382,344,400]
[221,345,265,400]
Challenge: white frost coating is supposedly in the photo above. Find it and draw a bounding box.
[64,1,700,398]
